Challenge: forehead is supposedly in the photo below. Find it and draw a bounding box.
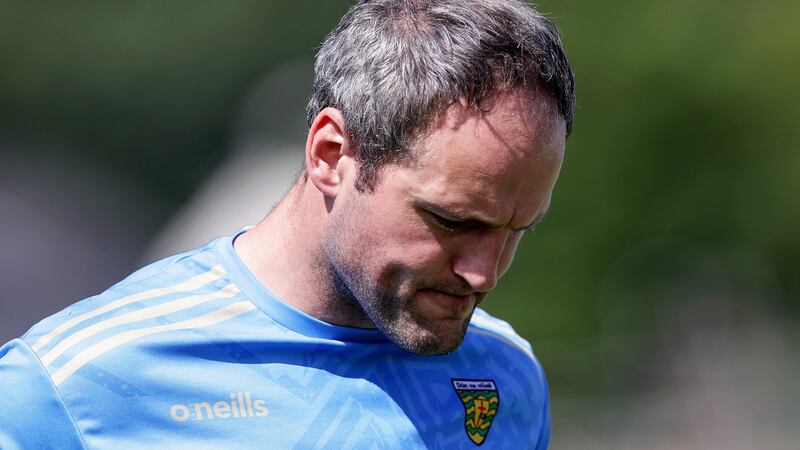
[414,91,563,164]
[392,91,566,224]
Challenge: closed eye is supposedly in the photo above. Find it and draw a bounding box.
[418,201,542,234]
[430,213,460,231]
[427,212,479,232]
[429,210,539,235]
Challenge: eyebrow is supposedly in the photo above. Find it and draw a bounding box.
[419,200,549,233]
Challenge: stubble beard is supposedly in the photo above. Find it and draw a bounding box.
[322,237,474,356]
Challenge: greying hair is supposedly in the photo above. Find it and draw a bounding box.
[307,0,575,190]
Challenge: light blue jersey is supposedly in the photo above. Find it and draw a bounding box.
[0,231,550,449]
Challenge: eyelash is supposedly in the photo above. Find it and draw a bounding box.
[427,210,535,234]
[429,213,466,232]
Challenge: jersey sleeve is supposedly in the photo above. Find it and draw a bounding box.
[0,339,85,449]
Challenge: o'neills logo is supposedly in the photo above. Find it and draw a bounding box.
[170,392,269,422]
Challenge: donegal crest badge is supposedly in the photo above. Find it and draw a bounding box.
[452,379,499,445]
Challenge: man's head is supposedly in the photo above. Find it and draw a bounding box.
[302,0,574,355]
[307,0,575,191]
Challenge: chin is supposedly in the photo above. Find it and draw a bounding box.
[385,315,471,356]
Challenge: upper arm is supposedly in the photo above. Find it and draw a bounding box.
[0,339,85,449]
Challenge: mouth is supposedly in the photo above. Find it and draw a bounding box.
[416,288,474,320]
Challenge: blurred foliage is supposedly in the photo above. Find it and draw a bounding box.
[1,0,797,395]
[0,0,349,203]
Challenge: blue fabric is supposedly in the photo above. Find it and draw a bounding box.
[0,231,550,449]
[0,339,85,449]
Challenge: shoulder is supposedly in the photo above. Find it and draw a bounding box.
[22,239,226,351]
[465,308,549,391]
[0,244,231,449]
[467,309,541,366]
[16,236,254,387]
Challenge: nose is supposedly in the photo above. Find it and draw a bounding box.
[451,231,510,293]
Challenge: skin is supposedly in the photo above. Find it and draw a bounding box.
[235,90,566,355]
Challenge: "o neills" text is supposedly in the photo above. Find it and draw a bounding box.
[170,392,268,422]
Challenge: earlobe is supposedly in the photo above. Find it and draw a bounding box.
[305,107,353,198]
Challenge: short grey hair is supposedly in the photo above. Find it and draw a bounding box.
[307,0,575,190]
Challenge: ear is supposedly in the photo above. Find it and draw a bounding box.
[305,107,355,198]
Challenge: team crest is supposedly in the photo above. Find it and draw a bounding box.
[452,379,499,446]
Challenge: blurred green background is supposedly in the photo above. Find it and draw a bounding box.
[1,1,798,448]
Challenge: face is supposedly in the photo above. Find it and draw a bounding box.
[323,92,566,355]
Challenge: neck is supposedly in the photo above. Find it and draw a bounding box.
[233,179,374,328]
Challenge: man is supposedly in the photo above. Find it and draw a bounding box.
[0,0,574,448]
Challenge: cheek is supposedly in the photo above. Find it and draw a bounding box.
[381,226,448,270]
[371,215,450,272]
[349,188,452,274]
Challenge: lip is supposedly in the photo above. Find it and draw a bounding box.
[417,288,473,319]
